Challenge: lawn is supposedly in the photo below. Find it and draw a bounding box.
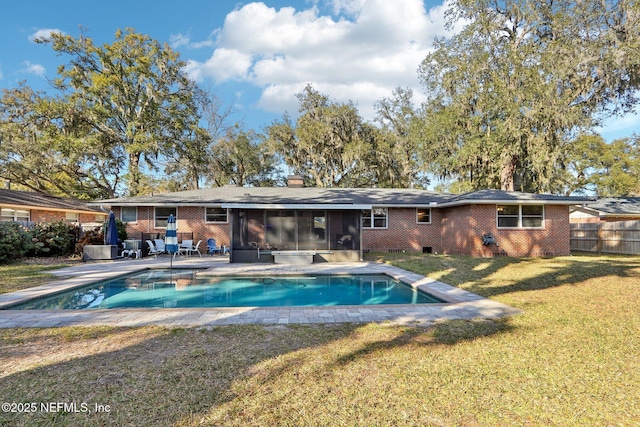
[0,260,74,294]
[0,253,638,426]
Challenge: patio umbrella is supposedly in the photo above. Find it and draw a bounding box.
[166,214,178,254]
[104,211,118,246]
[166,214,178,275]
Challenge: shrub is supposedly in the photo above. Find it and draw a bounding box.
[74,226,104,257]
[116,218,128,241]
[0,222,32,264]
[28,221,81,257]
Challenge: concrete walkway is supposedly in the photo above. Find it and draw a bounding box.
[0,256,521,328]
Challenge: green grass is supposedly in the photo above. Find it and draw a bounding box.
[0,262,71,294]
[1,254,639,426]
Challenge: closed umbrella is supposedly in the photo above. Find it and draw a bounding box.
[166,214,178,254]
[166,214,178,275]
[104,211,118,246]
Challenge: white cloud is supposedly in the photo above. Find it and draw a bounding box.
[169,32,215,50]
[186,0,452,120]
[29,28,65,42]
[23,61,46,77]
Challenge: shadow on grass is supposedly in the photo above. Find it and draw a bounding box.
[332,318,513,367]
[0,317,517,426]
[372,252,640,298]
[0,324,353,426]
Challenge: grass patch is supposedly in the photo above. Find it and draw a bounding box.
[0,262,71,294]
[1,254,639,425]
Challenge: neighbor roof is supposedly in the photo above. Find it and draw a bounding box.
[0,189,104,214]
[91,187,592,208]
[575,197,640,217]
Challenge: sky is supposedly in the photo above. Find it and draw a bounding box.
[0,0,637,142]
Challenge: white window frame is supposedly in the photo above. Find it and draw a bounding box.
[155,207,177,229]
[497,205,544,229]
[0,207,30,222]
[65,212,79,223]
[121,206,138,223]
[362,207,388,229]
[416,208,431,224]
[205,207,228,223]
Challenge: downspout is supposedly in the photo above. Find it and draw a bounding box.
[229,209,235,263]
[359,210,364,262]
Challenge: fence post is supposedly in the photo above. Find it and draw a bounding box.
[597,223,603,254]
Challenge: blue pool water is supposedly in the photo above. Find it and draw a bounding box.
[11,270,445,309]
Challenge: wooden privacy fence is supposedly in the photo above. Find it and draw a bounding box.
[570,221,640,255]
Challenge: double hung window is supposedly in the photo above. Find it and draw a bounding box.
[362,208,388,228]
[497,205,544,228]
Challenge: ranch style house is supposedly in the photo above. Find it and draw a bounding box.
[91,176,592,263]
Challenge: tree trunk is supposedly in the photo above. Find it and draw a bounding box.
[500,156,517,191]
[128,152,141,196]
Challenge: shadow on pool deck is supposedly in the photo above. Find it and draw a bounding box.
[0,256,521,327]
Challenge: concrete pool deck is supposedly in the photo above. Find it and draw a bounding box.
[0,256,521,327]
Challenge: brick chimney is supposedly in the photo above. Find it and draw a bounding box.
[287,175,305,188]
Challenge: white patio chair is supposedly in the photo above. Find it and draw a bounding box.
[154,238,166,253]
[188,240,203,257]
[146,240,162,258]
[176,240,193,258]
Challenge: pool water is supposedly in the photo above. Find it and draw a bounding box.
[11,270,445,309]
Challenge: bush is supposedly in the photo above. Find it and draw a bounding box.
[28,221,81,257]
[116,218,128,242]
[0,222,32,264]
[74,226,104,257]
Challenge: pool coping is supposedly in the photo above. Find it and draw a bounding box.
[0,257,522,327]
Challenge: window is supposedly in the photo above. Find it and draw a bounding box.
[0,208,30,222]
[65,212,79,223]
[155,207,176,228]
[362,208,388,228]
[416,208,431,224]
[205,207,228,223]
[121,207,137,223]
[497,205,544,228]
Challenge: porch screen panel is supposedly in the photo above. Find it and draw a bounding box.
[298,210,328,250]
[329,210,360,250]
[266,210,295,249]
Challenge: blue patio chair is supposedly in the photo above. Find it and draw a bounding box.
[207,238,222,255]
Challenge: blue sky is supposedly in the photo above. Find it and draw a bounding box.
[1,0,637,141]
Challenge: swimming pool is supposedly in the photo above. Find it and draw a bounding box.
[11,269,445,309]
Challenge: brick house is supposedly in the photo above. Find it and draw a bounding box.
[92,178,590,262]
[0,188,107,228]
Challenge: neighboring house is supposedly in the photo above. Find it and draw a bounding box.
[92,176,591,262]
[570,197,640,223]
[0,188,107,228]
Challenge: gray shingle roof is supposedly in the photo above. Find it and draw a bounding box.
[442,189,594,205]
[581,197,640,215]
[0,189,103,213]
[92,187,592,207]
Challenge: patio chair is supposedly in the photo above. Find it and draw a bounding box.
[146,240,163,258]
[188,240,203,257]
[176,240,193,258]
[207,238,222,255]
[154,238,166,253]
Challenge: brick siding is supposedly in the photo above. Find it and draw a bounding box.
[362,208,442,253]
[28,209,103,224]
[114,204,571,257]
[114,206,231,248]
[440,204,570,257]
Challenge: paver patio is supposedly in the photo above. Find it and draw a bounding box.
[0,256,521,327]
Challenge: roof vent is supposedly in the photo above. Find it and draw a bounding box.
[287,175,305,188]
